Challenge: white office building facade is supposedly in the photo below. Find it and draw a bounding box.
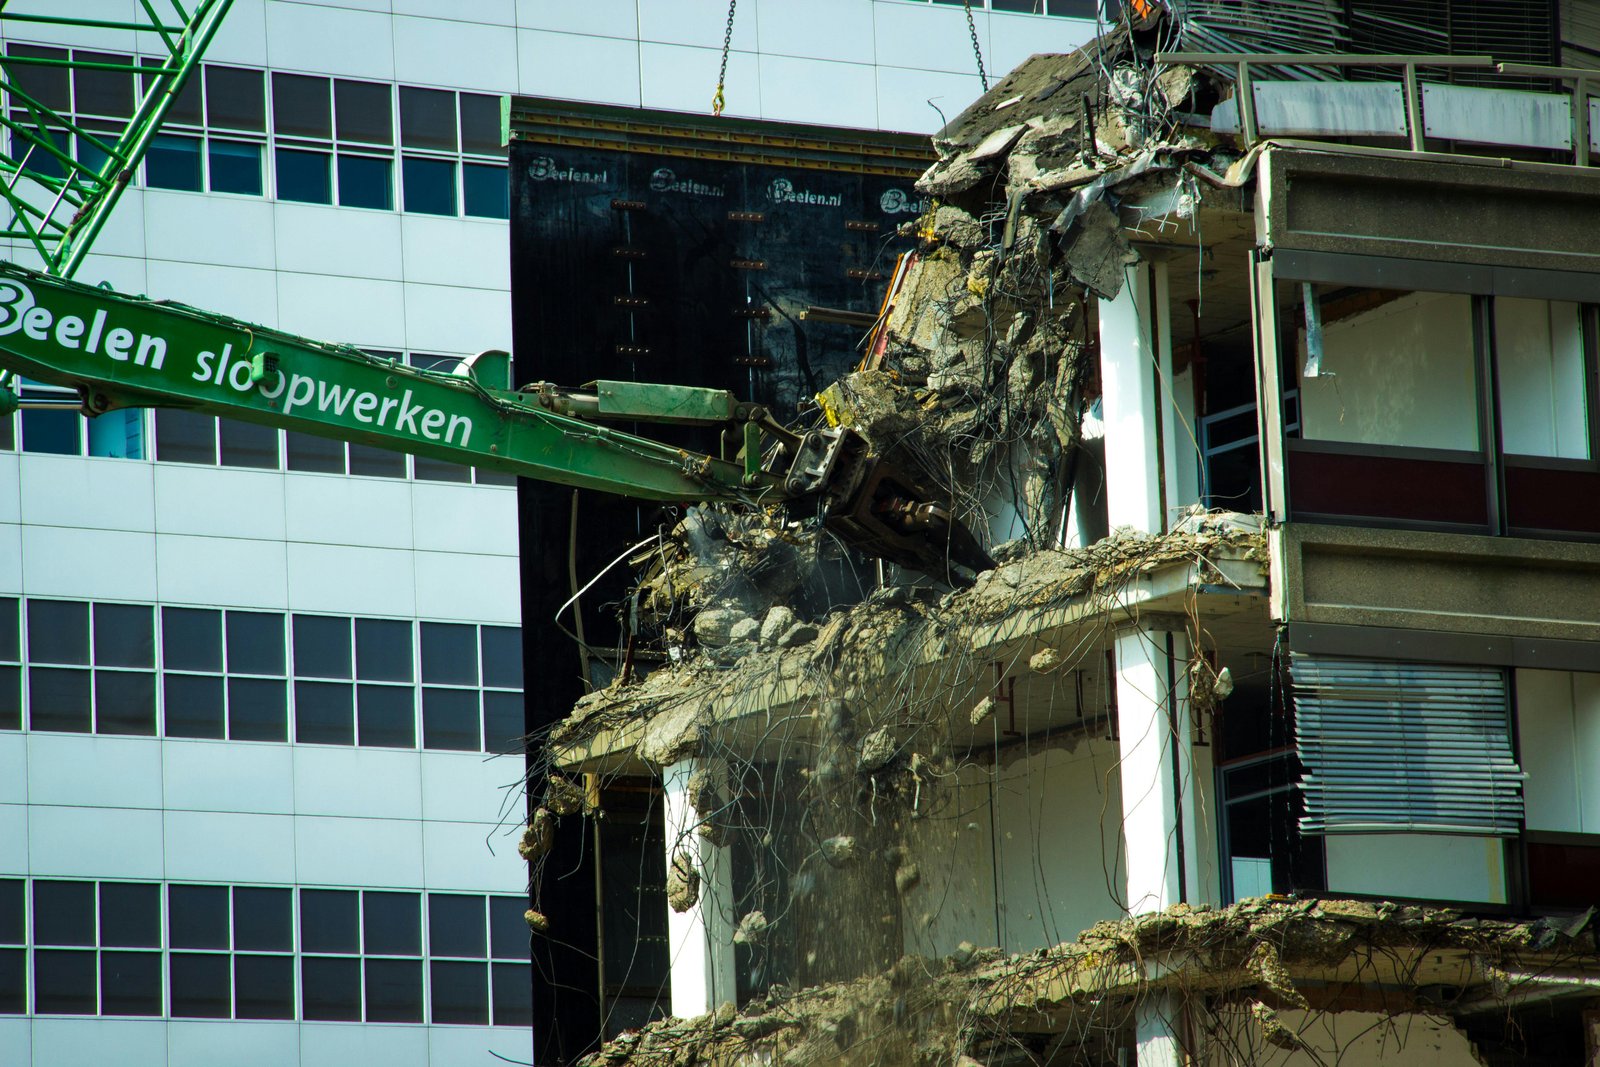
[0,2,1096,1064]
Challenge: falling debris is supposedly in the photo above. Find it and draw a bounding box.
[667,849,700,913]
[518,808,554,861]
[733,910,770,946]
[1028,647,1063,673]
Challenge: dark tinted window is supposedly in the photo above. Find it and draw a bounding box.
[464,163,509,219]
[95,670,156,736]
[28,600,88,664]
[205,65,265,131]
[276,147,332,204]
[0,599,18,661]
[9,45,70,110]
[140,57,202,125]
[301,956,360,1021]
[169,885,229,949]
[235,954,293,1019]
[357,684,414,748]
[429,894,485,957]
[421,623,476,685]
[400,87,456,149]
[295,681,353,745]
[93,604,153,667]
[337,154,392,210]
[481,627,521,688]
[335,79,392,144]
[234,887,292,951]
[74,50,134,117]
[170,953,230,1018]
[402,156,455,215]
[272,73,330,138]
[482,691,524,754]
[154,410,216,463]
[34,950,96,1014]
[292,615,351,679]
[0,666,17,731]
[431,959,488,1024]
[29,667,91,732]
[489,896,528,960]
[365,957,422,1022]
[102,950,162,1016]
[163,607,222,671]
[227,677,286,742]
[209,138,264,195]
[355,619,411,682]
[363,892,420,955]
[163,674,224,739]
[348,442,405,477]
[226,612,284,675]
[0,880,22,944]
[147,134,203,191]
[100,883,160,947]
[422,687,478,751]
[219,419,279,469]
[0,949,22,1014]
[459,93,502,154]
[492,961,533,1026]
[413,455,472,482]
[285,431,344,473]
[19,408,79,455]
[300,889,358,954]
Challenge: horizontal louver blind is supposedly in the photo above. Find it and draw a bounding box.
[1290,654,1525,836]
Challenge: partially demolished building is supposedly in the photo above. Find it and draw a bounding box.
[516,5,1600,1064]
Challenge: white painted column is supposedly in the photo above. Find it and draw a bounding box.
[662,759,736,1019]
[1098,258,1178,534]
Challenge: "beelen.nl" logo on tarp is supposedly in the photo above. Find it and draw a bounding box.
[766,177,841,208]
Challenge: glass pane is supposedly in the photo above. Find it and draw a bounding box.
[205,66,265,131]
[356,619,412,682]
[301,956,360,1021]
[170,953,230,1018]
[209,139,263,195]
[400,87,456,149]
[94,670,156,736]
[1496,298,1589,459]
[139,58,202,125]
[285,430,345,473]
[480,627,521,689]
[10,125,69,180]
[34,950,96,1014]
[75,51,135,117]
[76,124,120,177]
[99,883,159,947]
[430,960,488,1024]
[348,442,405,477]
[9,45,70,110]
[94,604,153,667]
[300,889,358,954]
[459,93,503,155]
[169,885,229,949]
[335,79,393,144]
[363,891,420,955]
[402,156,456,215]
[235,954,293,1019]
[421,623,477,685]
[227,611,285,675]
[272,73,331,138]
[491,961,533,1026]
[164,607,221,671]
[86,407,143,459]
[295,681,353,745]
[1298,287,1478,451]
[164,674,224,738]
[429,894,486,958]
[29,667,91,732]
[0,599,19,661]
[489,896,528,960]
[20,409,79,455]
[422,687,479,751]
[365,958,422,1022]
[357,684,414,748]
[0,880,20,944]
[219,418,279,469]
[337,154,392,210]
[276,147,332,204]
[29,600,89,664]
[154,410,217,464]
[413,455,472,482]
[101,950,161,1015]
[147,133,203,191]
[34,880,94,946]
[0,667,17,731]
[234,887,292,951]
[228,677,286,742]
[482,691,524,754]
[0,949,21,1014]
[463,163,509,219]
[293,615,352,679]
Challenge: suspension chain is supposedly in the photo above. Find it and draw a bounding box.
[963,0,989,93]
[712,0,737,116]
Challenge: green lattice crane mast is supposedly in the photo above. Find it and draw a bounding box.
[0,0,235,279]
[0,263,993,579]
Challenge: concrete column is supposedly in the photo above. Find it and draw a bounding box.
[1098,258,1178,534]
[662,759,736,1019]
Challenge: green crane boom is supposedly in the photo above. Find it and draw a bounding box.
[0,262,992,579]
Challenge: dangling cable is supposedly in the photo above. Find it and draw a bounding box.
[962,0,989,93]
